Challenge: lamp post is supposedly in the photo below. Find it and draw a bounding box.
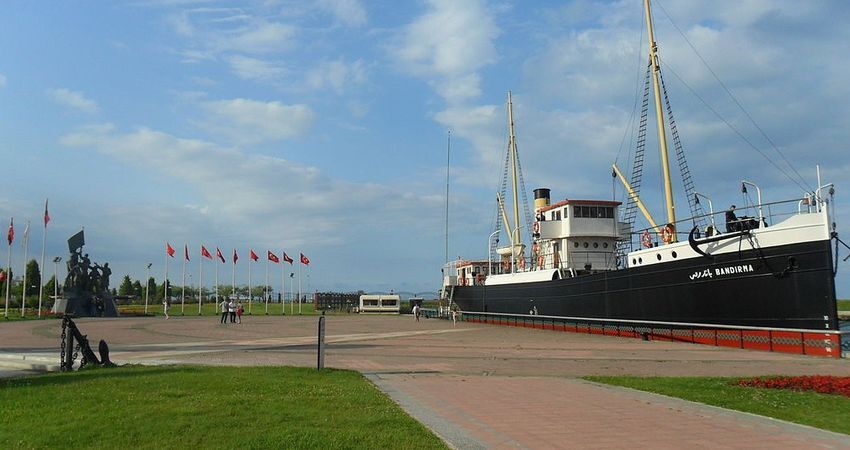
[741,180,763,228]
[52,257,62,309]
[693,192,715,231]
[144,263,152,314]
[487,230,500,276]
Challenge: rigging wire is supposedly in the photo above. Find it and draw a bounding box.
[658,59,809,194]
[655,0,812,192]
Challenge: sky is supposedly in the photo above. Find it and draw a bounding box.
[1,0,849,298]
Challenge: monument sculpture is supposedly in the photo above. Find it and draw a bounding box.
[53,229,119,317]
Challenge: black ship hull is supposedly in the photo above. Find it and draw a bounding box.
[451,239,838,331]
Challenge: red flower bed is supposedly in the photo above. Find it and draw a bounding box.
[738,376,850,398]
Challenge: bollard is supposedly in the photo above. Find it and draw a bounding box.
[317,314,326,370]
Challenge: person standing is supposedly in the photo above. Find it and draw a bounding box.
[412,304,420,322]
[451,305,458,326]
[236,301,244,324]
[163,299,170,320]
[228,299,237,323]
[219,298,229,324]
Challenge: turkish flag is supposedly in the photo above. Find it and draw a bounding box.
[233,249,238,264]
[166,242,175,257]
[283,252,293,264]
[201,245,212,259]
[250,250,259,261]
[6,218,13,246]
[44,200,50,226]
[216,247,225,263]
[184,244,190,261]
[300,253,310,265]
[267,251,280,263]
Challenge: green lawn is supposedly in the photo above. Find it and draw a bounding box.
[119,300,320,317]
[586,376,850,435]
[0,365,447,449]
[838,299,850,311]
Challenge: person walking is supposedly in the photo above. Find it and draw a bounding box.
[219,298,229,324]
[412,304,420,322]
[163,299,170,320]
[236,301,244,324]
[451,305,458,326]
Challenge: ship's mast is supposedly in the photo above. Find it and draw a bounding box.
[644,0,677,239]
[507,91,523,252]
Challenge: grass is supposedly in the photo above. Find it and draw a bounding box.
[585,376,850,435]
[0,365,447,449]
[118,301,320,317]
[838,299,850,311]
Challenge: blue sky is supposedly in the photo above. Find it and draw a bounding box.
[1,0,849,298]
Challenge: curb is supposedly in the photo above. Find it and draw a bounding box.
[0,354,61,372]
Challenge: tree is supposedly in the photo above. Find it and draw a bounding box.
[118,275,134,296]
[25,260,41,298]
[146,277,157,302]
[0,268,9,296]
[132,280,143,298]
[156,280,172,301]
[44,275,57,299]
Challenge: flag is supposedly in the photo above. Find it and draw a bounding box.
[201,245,212,259]
[68,229,84,252]
[166,242,175,257]
[216,247,225,263]
[250,250,259,261]
[22,221,30,244]
[283,252,293,264]
[7,218,14,245]
[267,251,279,263]
[43,199,50,226]
[300,253,310,265]
[184,244,190,261]
[233,249,239,264]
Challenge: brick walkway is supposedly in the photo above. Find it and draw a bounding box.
[2,314,850,448]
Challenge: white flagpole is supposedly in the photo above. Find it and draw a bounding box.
[21,221,30,317]
[215,256,219,306]
[164,247,169,313]
[248,254,252,315]
[4,231,10,319]
[38,200,48,317]
[231,250,236,303]
[264,259,269,315]
[290,273,294,315]
[281,252,285,315]
[298,259,302,315]
[181,249,186,315]
[198,249,203,315]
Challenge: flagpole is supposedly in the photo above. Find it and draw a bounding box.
[215,256,219,306]
[181,249,186,315]
[198,247,203,315]
[4,218,13,318]
[248,254,252,315]
[281,252,285,315]
[164,246,169,313]
[38,200,48,317]
[21,221,30,317]
[298,259,302,315]
[290,273,294,315]
[231,250,236,304]
[264,259,269,315]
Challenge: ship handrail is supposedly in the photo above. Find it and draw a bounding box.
[460,310,847,335]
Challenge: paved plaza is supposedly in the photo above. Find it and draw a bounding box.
[2,314,850,449]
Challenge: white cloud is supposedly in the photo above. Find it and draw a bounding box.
[223,22,296,54]
[198,98,315,144]
[46,88,99,113]
[226,55,287,80]
[304,58,367,94]
[316,0,367,27]
[0,73,6,88]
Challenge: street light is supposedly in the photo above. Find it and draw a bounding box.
[487,230,500,276]
[741,180,764,228]
[693,192,715,232]
[145,263,152,314]
[52,257,62,315]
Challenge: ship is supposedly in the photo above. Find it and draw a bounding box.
[441,0,846,356]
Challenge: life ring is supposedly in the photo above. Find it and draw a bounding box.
[661,223,675,244]
[537,255,544,267]
[533,222,540,234]
[640,230,652,248]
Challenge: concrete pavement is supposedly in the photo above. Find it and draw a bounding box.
[2,314,850,448]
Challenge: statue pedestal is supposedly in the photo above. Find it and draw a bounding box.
[51,298,68,314]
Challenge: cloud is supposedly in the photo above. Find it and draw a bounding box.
[316,0,367,27]
[303,58,367,94]
[390,0,499,102]
[197,98,315,144]
[46,88,99,113]
[0,73,6,88]
[222,22,296,54]
[226,55,287,80]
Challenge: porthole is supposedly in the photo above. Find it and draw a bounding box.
[593,242,599,248]
[574,242,579,248]
[632,258,636,265]
[671,251,677,258]
[603,242,608,248]
[583,242,589,248]
[638,257,643,264]
[656,253,662,261]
